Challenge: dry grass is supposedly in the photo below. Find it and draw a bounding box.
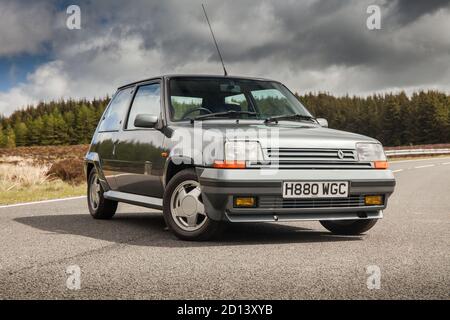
[0,145,88,166]
[385,143,450,150]
[0,163,50,191]
[0,145,89,205]
[0,163,86,205]
[46,158,85,184]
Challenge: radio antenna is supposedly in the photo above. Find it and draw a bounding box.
[202,3,228,76]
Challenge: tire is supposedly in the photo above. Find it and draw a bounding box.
[163,168,222,241]
[87,169,118,219]
[320,219,378,235]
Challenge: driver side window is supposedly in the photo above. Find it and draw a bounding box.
[126,83,161,129]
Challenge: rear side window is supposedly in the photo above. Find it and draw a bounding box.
[126,83,161,129]
[98,87,133,132]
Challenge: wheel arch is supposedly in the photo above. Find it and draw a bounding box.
[163,156,196,188]
[84,151,111,191]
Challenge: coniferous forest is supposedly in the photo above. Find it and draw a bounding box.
[0,90,449,148]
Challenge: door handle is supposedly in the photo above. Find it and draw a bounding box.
[112,143,117,156]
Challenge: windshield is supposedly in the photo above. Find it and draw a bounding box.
[168,78,313,121]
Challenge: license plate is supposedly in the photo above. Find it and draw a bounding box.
[282,181,349,198]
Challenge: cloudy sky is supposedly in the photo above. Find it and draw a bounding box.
[0,0,449,116]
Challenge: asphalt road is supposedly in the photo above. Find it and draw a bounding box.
[0,157,449,299]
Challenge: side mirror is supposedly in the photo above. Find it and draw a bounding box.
[134,114,159,128]
[316,118,328,128]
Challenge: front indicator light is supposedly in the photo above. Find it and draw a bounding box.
[365,195,383,206]
[234,197,257,208]
[213,160,246,169]
[374,161,389,169]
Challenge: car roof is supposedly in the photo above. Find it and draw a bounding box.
[117,74,276,90]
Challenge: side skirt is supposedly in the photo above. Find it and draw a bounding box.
[104,191,163,210]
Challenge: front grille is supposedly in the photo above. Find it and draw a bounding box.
[266,148,357,161]
[247,148,371,169]
[258,195,367,209]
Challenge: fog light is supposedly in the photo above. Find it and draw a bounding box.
[234,197,256,208]
[365,195,383,206]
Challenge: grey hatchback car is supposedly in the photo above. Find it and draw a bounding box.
[84,75,395,240]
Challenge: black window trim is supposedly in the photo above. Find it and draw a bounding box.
[165,76,290,123]
[123,80,163,132]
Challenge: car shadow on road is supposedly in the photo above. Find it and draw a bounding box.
[14,212,363,247]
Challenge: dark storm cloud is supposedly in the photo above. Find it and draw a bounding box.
[1,0,450,116]
[392,0,450,24]
[172,0,449,76]
[41,0,450,75]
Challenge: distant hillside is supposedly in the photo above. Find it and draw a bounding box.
[0,90,449,147]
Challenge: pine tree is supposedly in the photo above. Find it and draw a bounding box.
[4,125,16,148]
[63,111,77,144]
[40,114,56,145]
[27,117,44,146]
[14,121,28,147]
[0,125,4,147]
[53,111,69,145]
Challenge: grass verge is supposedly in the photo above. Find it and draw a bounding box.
[0,149,87,206]
[0,181,86,205]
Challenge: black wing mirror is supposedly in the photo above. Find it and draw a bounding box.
[134,114,159,128]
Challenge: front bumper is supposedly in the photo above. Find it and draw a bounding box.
[196,168,395,222]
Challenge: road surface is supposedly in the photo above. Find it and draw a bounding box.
[0,157,449,299]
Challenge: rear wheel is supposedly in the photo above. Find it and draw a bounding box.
[87,169,117,219]
[320,219,378,235]
[163,168,222,241]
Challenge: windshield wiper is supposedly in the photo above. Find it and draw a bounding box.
[264,113,316,124]
[191,110,257,122]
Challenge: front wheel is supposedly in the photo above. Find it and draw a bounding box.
[320,219,378,235]
[163,168,222,241]
[87,169,117,219]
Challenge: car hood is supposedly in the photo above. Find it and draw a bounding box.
[169,121,379,150]
[250,124,377,149]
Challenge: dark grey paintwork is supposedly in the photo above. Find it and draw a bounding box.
[85,74,395,222]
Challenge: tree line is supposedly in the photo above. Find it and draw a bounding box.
[0,98,109,148]
[297,90,450,146]
[0,90,449,148]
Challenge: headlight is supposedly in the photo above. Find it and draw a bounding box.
[356,142,386,162]
[214,141,263,168]
[225,141,263,161]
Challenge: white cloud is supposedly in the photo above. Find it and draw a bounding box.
[0,61,68,115]
[0,0,55,56]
